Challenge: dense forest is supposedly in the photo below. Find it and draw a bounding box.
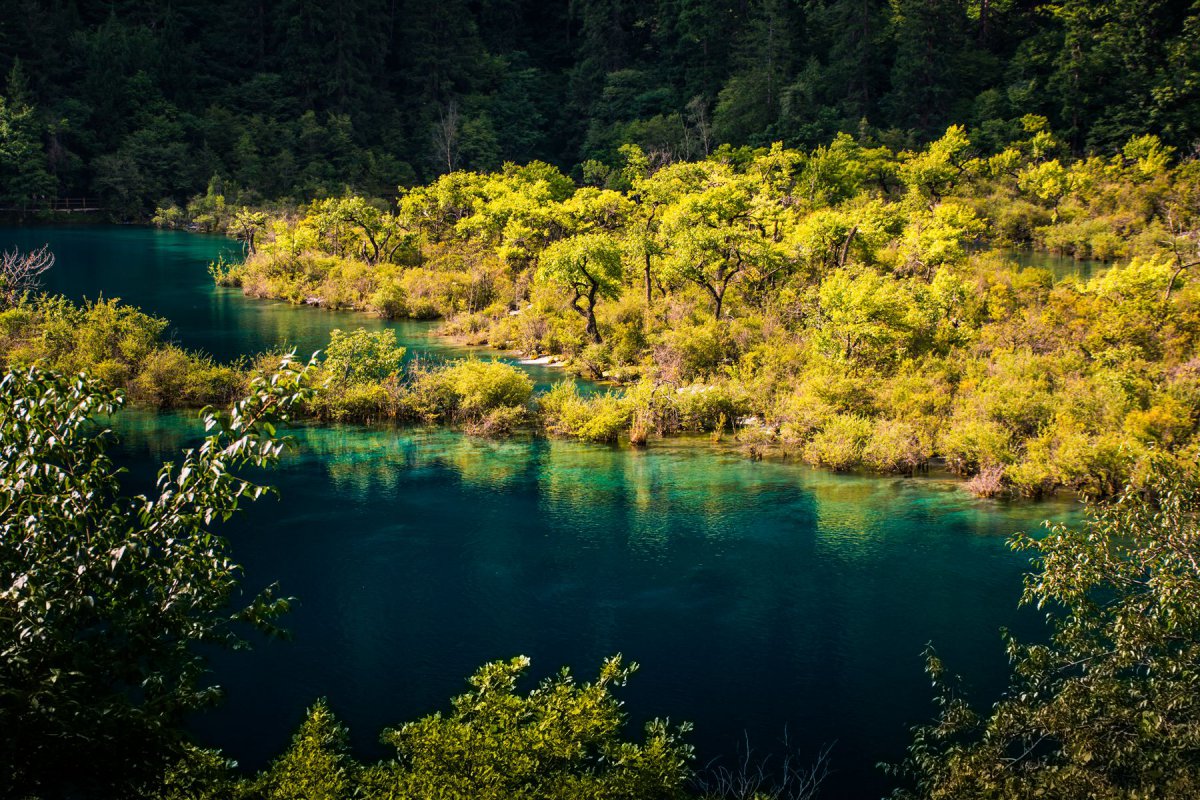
[2,0,1200,213]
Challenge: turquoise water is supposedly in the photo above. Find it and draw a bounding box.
[1007,247,1108,281]
[2,227,1080,798]
[0,225,570,389]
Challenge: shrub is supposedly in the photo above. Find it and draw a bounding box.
[323,328,406,385]
[675,384,745,432]
[862,417,929,473]
[442,359,534,417]
[368,282,408,318]
[334,382,395,422]
[964,464,1007,497]
[465,404,527,437]
[130,346,199,408]
[539,382,631,442]
[938,415,1014,475]
[803,414,872,471]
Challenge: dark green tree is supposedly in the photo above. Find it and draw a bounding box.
[0,58,54,205]
[890,456,1200,798]
[0,359,311,796]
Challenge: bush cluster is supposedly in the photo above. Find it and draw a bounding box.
[0,296,245,408]
[211,124,1199,496]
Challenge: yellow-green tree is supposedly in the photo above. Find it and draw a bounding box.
[537,232,624,342]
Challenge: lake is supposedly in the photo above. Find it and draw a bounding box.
[1,226,1081,798]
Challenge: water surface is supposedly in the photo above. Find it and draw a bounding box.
[1006,247,1108,281]
[2,227,1082,798]
[0,225,569,389]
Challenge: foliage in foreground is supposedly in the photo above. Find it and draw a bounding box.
[0,365,700,800]
[167,656,693,800]
[9,364,1200,800]
[889,456,1200,799]
[0,360,312,796]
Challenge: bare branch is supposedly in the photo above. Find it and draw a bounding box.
[693,731,834,800]
[1,244,55,305]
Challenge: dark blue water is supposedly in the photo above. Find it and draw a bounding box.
[2,227,1080,798]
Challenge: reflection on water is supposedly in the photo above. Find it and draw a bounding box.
[6,226,1085,799]
[109,411,1077,799]
[1005,246,1109,281]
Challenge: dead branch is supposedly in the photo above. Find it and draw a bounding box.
[1,244,55,305]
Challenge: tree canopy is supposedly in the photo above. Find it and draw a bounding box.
[2,1,1199,213]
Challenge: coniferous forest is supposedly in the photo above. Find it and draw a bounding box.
[2,1,1200,212]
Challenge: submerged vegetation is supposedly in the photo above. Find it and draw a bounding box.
[198,124,1198,498]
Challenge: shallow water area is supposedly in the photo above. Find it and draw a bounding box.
[1005,246,1109,281]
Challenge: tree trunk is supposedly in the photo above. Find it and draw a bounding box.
[644,254,653,306]
[585,308,601,343]
[585,281,602,343]
[572,282,604,344]
[837,225,858,268]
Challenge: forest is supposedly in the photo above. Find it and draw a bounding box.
[3,1,1200,799]
[2,1,1200,213]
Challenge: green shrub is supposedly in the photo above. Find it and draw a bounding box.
[368,282,407,318]
[323,328,405,385]
[130,346,197,408]
[675,384,745,432]
[443,359,534,416]
[938,414,1014,475]
[862,417,930,472]
[803,413,873,471]
[539,382,631,442]
[331,382,394,422]
[253,700,354,800]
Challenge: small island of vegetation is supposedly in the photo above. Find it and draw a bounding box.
[178,123,1198,500]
